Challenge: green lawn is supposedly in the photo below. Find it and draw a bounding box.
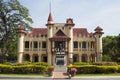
[76,73,120,76]
[0,73,120,76]
[0,74,47,76]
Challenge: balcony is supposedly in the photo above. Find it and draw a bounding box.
[52,47,68,52]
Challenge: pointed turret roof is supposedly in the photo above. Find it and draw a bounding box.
[47,12,53,24]
[48,12,53,21]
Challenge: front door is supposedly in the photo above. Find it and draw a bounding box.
[56,54,65,65]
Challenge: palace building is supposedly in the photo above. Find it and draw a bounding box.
[17,12,104,65]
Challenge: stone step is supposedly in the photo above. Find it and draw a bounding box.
[53,65,69,79]
[54,65,67,72]
[53,71,69,79]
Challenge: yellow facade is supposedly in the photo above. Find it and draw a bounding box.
[17,13,104,65]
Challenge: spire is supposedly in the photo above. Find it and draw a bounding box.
[47,2,53,24]
[48,12,53,23]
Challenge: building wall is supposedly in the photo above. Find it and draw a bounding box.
[17,19,103,65]
[22,27,99,65]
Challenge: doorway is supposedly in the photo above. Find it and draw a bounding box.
[56,54,65,65]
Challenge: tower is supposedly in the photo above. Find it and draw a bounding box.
[46,12,54,65]
[17,26,25,63]
[65,18,75,64]
[94,26,104,62]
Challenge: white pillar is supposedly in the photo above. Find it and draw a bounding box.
[38,54,41,62]
[18,34,24,63]
[30,54,33,62]
[79,54,81,62]
[87,54,90,62]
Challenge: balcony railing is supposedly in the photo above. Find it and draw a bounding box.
[52,47,68,52]
[73,48,95,52]
[24,48,47,51]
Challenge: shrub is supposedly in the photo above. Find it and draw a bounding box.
[96,66,118,73]
[117,65,120,73]
[73,62,90,65]
[32,65,47,74]
[32,62,48,67]
[0,62,48,74]
[0,64,13,74]
[47,66,54,76]
[68,65,118,74]
[92,62,118,66]
[47,66,54,71]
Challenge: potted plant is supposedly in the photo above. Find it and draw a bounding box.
[47,66,54,76]
[70,68,77,77]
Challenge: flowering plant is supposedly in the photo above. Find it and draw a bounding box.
[71,68,77,73]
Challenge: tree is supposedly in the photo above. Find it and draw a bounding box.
[0,0,33,63]
[103,34,120,62]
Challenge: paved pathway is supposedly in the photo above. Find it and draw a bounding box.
[53,71,69,79]
[52,65,70,79]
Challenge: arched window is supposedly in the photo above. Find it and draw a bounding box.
[82,54,87,62]
[73,54,79,63]
[42,55,47,62]
[33,54,38,62]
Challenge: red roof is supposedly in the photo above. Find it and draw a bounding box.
[95,26,103,31]
[73,28,88,37]
[48,12,53,22]
[28,28,47,36]
[26,28,90,37]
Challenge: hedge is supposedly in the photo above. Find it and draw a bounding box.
[68,65,119,74]
[0,62,48,74]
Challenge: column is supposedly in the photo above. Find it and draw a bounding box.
[53,53,55,66]
[18,52,23,63]
[38,54,41,62]
[38,41,39,52]
[69,53,73,64]
[79,54,81,62]
[52,41,54,52]
[30,54,33,62]
[18,34,24,63]
[78,42,80,51]
[81,41,82,52]
[87,54,90,62]
[40,41,42,51]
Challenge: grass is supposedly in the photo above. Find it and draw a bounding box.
[76,73,120,76]
[0,73,120,77]
[0,74,47,76]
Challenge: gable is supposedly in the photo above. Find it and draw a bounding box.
[55,29,66,36]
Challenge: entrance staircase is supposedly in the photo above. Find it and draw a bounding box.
[53,65,69,79]
[54,65,67,72]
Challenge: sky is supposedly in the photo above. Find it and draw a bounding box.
[19,0,120,36]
